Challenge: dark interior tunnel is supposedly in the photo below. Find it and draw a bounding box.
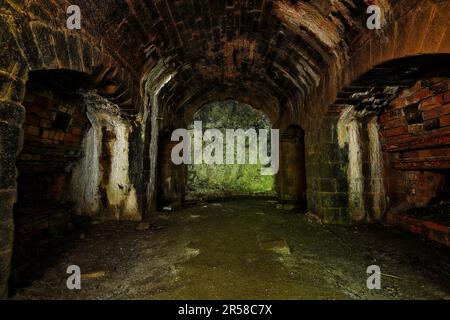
[0,0,449,301]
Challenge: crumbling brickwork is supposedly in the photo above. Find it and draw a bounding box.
[381,78,450,210]
[13,82,90,239]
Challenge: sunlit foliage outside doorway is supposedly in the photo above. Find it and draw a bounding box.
[187,101,275,201]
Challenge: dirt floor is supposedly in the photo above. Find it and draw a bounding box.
[12,199,450,300]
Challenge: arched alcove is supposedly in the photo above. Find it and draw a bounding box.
[158,100,276,204]
[277,125,307,210]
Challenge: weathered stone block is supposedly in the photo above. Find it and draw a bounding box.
[321,208,344,224]
[0,220,13,252]
[11,19,43,70]
[0,122,23,189]
[320,192,348,209]
[0,101,26,126]
[320,179,337,192]
[0,15,24,74]
[319,163,346,179]
[0,190,15,223]
[0,249,12,299]
[30,22,58,69]
[54,30,71,69]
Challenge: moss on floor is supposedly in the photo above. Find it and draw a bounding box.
[13,200,450,300]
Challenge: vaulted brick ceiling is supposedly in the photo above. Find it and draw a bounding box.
[12,0,393,118]
[136,0,383,119]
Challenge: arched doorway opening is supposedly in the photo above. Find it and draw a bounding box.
[185,100,276,202]
[11,70,96,289]
[325,54,450,243]
[10,69,140,291]
[156,129,187,210]
[277,125,307,210]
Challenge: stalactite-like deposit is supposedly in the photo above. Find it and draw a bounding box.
[368,116,386,221]
[70,124,102,216]
[70,91,140,220]
[337,107,365,222]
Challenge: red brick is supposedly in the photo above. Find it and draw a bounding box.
[41,130,50,139]
[440,114,450,127]
[430,81,449,95]
[34,96,56,109]
[40,119,51,129]
[419,95,441,110]
[64,133,79,143]
[390,97,408,109]
[26,126,41,136]
[444,92,450,104]
[430,147,450,157]
[380,109,403,123]
[70,127,83,136]
[384,126,409,137]
[423,104,450,120]
[406,87,431,103]
[25,114,40,127]
[381,117,407,130]
[54,132,65,141]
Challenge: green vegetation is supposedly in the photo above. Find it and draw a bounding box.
[187,101,275,200]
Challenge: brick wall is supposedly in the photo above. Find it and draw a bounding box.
[8,84,93,292]
[380,77,450,210]
[15,85,90,233]
[276,126,307,206]
[306,113,349,224]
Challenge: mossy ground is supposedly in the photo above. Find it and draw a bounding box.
[13,200,450,300]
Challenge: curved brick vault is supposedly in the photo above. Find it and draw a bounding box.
[0,0,449,298]
[1,0,447,124]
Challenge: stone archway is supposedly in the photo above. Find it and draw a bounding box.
[306,54,450,225]
[156,128,186,210]
[277,125,307,210]
[0,18,140,296]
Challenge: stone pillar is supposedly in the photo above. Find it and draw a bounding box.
[0,101,25,299]
[70,92,141,221]
[367,116,387,222]
[337,108,366,222]
[306,108,388,225]
[305,112,350,224]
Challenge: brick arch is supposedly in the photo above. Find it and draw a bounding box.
[177,89,281,127]
[306,52,450,225]
[154,125,186,210]
[277,124,307,208]
[346,2,450,88]
[0,21,136,295]
[281,124,305,141]
[301,0,450,131]
[0,18,138,111]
